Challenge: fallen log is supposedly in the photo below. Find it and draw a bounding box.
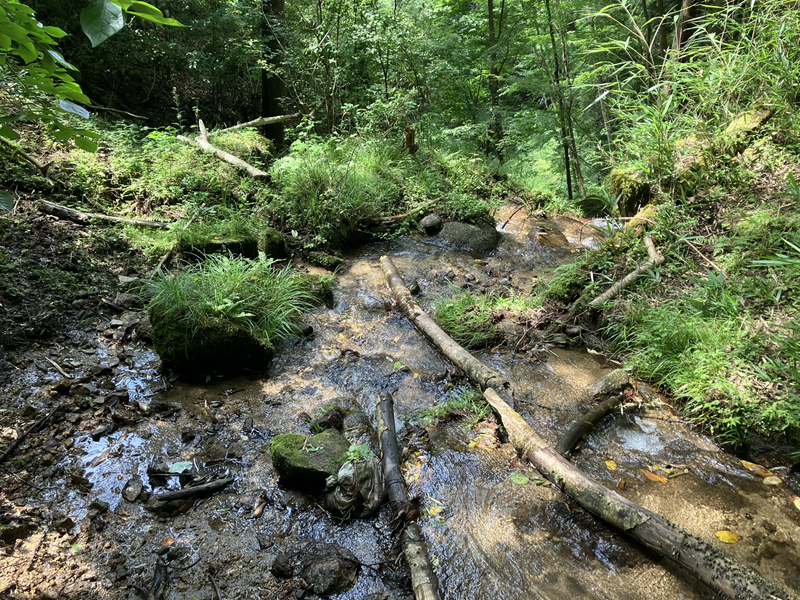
[588,235,664,307]
[149,476,234,502]
[376,392,442,600]
[212,112,303,135]
[366,197,442,226]
[38,200,170,228]
[555,392,625,456]
[380,255,793,600]
[177,120,268,178]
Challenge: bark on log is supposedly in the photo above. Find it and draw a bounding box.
[555,393,625,456]
[380,255,513,399]
[177,120,268,178]
[367,197,442,226]
[149,476,234,502]
[381,256,793,600]
[376,392,442,600]
[38,200,170,228]
[588,236,664,307]
[213,113,303,135]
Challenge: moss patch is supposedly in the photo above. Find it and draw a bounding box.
[609,168,651,218]
[269,429,351,494]
[293,273,334,308]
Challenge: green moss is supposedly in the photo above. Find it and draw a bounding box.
[623,203,659,232]
[293,273,334,308]
[260,227,288,259]
[718,100,773,155]
[609,168,651,218]
[306,251,344,271]
[269,429,351,493]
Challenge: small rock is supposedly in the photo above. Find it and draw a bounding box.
[437,221,500,255]
[71,383,98,396]
[300,542,360,596]
[89,500,109,514]
[122,476,144,502]
[419,213,443,235]
[588,369,630,398]
[271,553,295,579]
[50,378,72,394]
[762,476,782,486]
[114,293,143,310]
[310,406,345,433]
[53,516,76,533]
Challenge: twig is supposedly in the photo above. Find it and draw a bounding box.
[76,101,147,120]
[680,238,722,272]
[588,236,664,307]
[44,356,71,379]
[38,200,170,228]
[0,136,52,176]
[499,203,528,229]
[208,571,222,600]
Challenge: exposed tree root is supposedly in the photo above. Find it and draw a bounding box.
[380,254,793,600]
[377,392,442,600]
[177,120,268,178]
[588,236,664,307]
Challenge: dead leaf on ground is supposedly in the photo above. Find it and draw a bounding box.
[605,460,617,471]
[715,530,740,544]
[740,459,775,478]
[640,469,668,484]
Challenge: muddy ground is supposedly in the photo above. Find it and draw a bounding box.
[1,206,800,600]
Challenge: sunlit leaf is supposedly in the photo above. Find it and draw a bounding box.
[74,136,98,153]
[0,125,20,140]
[605,459,617,471]
[792,495,800,512]
[59,100,91,119]
[0,191,15,212]
[509,472,530,485]
[80,0,125,48]
[715,530,740,544]
[168,460,193,473]
[640,469,668,484]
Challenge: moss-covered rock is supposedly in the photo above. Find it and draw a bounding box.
[623,203,659,233]
[269,429,351,494]
[178,235,259,259]
[307,251,344,271]
[149,310,275,374]
[293,273,334,308]
[609,168,650,218]
[437,221,500,255]
[260,227,288,259]
[719,100,773,155]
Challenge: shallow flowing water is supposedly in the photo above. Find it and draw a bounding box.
[3,210,799,599]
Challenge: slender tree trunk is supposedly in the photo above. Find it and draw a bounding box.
[487,0,505,159]
[262,0,286,149]
[671,0,696,61]
[544,0,573,200]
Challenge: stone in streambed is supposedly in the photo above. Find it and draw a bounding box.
[419,213,443,235]
[437,221,500,255]
[588,369,630,398]
[269,429,350,494]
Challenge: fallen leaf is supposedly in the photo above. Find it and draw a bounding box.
[168,461,193,473]
[617,479,626,490]
[640,469,668,484]
[715,530,740,544]
[740,459,775,478]
[792,495,800,511]
[161,537,175,547]
[605,460,617,471]
[89,449,110,467]
[509,472,530,485]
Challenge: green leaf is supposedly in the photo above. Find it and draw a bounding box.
[59,100,91,119]
[0,125,20,140]
[508,472,530,485]
[168,460,193,473]
[0,191,14,213]
[47,50,77,70]
[80,0,125,48]
[74,136,98,152]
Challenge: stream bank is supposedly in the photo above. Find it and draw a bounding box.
[1,208,799,599]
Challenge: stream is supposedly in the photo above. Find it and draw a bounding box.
[2,209,799,599]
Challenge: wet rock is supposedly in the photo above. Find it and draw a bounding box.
[122,476,144,502]
[89,500,110,515]
[271,553,295,579]
[762,476,782,486]
[342,412,375,446]
[260,227,288,259]
[419,213,443,235]
[496,319,525,344]
[70,382,98,396]
[324,456,386,518]
[610,168,651,218]
[53,516,75,533]
[0,523,31,544]
[310,406,345,433]
[528,221,570,248]
[298,542,360,596]
[269,429,350,494]
[135,314,154,342]
[365,594,401,600]
[437,221,500,255]
[306,251,344,271]
[150,310,275,374]
[293,273,334,308]
[50,378,72,394]
[588,369,630,398]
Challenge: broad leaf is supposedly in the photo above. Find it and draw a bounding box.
[59,100,91,120]
[0,191,14,213]
[0,125,20,140]
[509,472,530,485]
[47,50,77,71]
[80,0,124,48]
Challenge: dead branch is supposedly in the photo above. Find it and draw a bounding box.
[588,236,664,307]
[149,476,234,502]
[76,101,147,120]
[177,120,268,178]
[681,238,722,272]
[0,136,52,176]
[38,200,170,228]
[377,392,442,600]
[381,256,792,600]
[212,112,302,135]
[555,393,625,456]
[367,197,443,226]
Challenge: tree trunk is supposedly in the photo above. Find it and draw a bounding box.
[376,392,443,600]
[262,0,286,149]
[380,255,793,600]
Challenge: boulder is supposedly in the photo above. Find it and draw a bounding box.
[149,311,275,374]
[260,227,288,259]
[269,429,350,494]
[437,221,500,255]
[588,369,630,398]
[299,542,360,596]
[181,235,259,259]
[609,168,651,218]
[306,251,344,271]
[419,213,443,235]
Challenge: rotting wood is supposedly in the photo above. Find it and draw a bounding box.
[588,236,664,307]
[381,256,793,600]
[555,393,626,456]
[212,112,303,135]
[177,120,268,178]
[0,403,65,465]
[376,392,442,600]
[38,200,170,228]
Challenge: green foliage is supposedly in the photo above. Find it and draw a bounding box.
[80,0,182,48]
[146,254,313,347]
[345,443,375,462]
[434,289,499,349]
[414,386,490,428]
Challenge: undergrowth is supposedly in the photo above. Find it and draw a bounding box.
[413,385,490,427]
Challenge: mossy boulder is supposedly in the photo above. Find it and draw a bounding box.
[260,227,288,259]
[179,235,258,259]
[718,100,773,155]
[437,221,500,255]
[269,429,351,494]
[623,203,659,233]
[609,168,650,218]
[307,251,344,271]
[293,273,334,308]
[149,311,275,374]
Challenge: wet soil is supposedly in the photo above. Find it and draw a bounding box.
[1,208,799,600]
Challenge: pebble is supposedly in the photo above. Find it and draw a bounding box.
[762,476,782,486]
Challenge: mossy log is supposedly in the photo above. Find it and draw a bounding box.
[609,168,650,218]
[177,120,268,178]
[380,255,793,600]
[376,392,442,600]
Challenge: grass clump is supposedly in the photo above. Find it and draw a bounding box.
[434,290,499,349]
[146,255,314,371]
[414,386,490,427]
